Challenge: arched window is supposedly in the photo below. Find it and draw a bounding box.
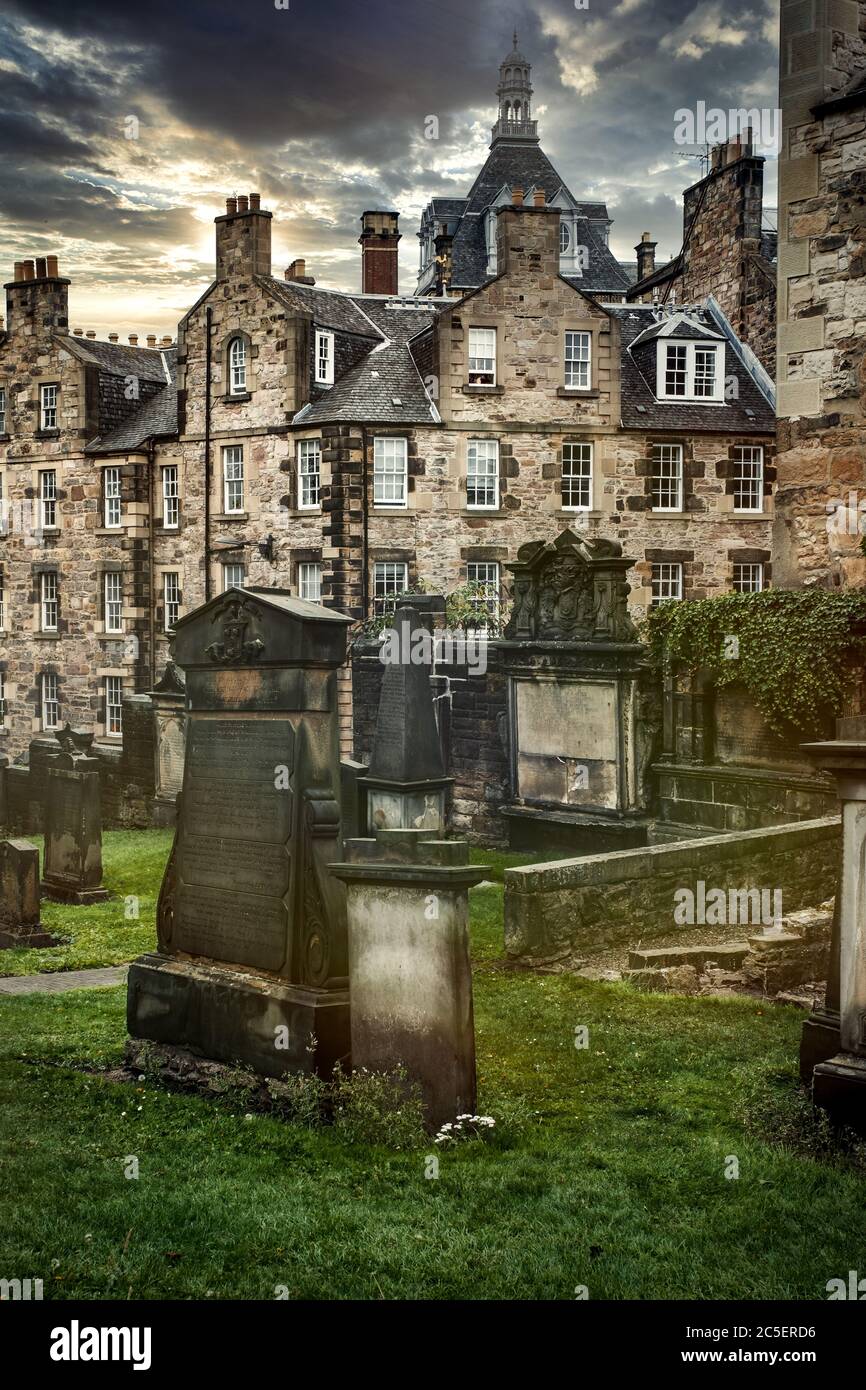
[560,222,571,254]
[228,337,246,395]
[513,101,521,120]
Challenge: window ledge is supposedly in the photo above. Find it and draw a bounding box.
[213,513,249,523]
[222,392,252,404]
[557,387,600,399]
[95,527,125,537]
[462,384,504,395]
[35,429,60,439]
[35,631,61,640]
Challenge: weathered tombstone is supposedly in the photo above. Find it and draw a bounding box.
[150,660,187,825]
[126,587,352,1077]
[0,839,57,948]
[499,528,653,853]
[41,726,108,904]
[802,728,866,1131]
[360,604,452,834]
[330,827,486,1129]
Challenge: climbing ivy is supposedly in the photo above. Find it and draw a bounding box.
[642,588,866,738]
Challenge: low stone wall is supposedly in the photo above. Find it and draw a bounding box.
[656,762,837,833]
[504,816,841,960]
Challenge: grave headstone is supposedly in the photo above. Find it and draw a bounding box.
[330,827,487,1129]
[150,660,187,825]
[127,587,353,1077]
[360,604,452,834]
[0,838,57,948]
[41,726,108,904]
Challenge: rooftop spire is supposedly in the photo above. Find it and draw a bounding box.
[492,34,538,146]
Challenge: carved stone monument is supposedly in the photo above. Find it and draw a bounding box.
[330,827,486,1129]
[41,726,109,904]
[360,604,452,834]
[0,838,57,948]
[801,729,866,1132]
[126,587,352,1077]
[499,529,653,853]
[149,660,187,826]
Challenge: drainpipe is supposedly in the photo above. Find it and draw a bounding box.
[147,438,156,688]
[204,305,213,601]
[360,423,370,619]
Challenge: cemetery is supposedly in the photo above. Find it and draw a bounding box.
[2,549,866,1300]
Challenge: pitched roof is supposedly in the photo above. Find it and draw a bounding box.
[86,349,177,454]
[263,277,379,337]
[611,304,774,432]
[62,335,171,382]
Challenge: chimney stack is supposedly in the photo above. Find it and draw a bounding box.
[216,191,272,281]
[5,254,69,338]
[635,231,657,282]
[359,210,400,296]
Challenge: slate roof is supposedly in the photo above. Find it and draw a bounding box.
[290,289,446,426]
[62,336,170,383]
[85,347,177,454]
[263,277,380,338]
[441,141,629,295]
[611,304,775,432]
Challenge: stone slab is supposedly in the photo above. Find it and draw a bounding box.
[627,942,750,970]
[0,966,128,995]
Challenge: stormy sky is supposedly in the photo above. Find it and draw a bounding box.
[0,0,780,336]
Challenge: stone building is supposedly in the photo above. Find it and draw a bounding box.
[626,132,777,378]
[0,40,776,761]
[774,0,866,588]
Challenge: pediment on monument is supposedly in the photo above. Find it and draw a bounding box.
[505,529,637,644]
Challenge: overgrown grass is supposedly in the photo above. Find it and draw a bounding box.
[0,830,173,976]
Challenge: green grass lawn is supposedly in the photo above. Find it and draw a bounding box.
[1,833,865,1299]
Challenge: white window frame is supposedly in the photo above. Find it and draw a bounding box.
[104,571,123,633]
[39,469,57,530]
[373,437,408,508]
[651,444,684,513]
[732,445,764,513]
[223,562,245,592]
[228,337,247,395]
[468,328,496,386]
[733,561,764,593]
[373,561,408,616]
[298,440,321,510]
[298,562,322,603]
[162,465,179,528]
[564,331,591,390]
[41,672,59,730]
[651,563,683,607]
[222,445,244,514]
[315,330,334,387]
[103,466,122,529]
[562,442,593,511]
[466,561,500,623]
[105,676,123,736]
[656,340,725,402]
[466,439,499,510]
[40,571,58,632]
[163,572,180,632]
[40,383,58,431]
[0,384,6,435]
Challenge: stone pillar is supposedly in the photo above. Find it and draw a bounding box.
[330,828,486,1129]
[801,737,866,1131]
[41,728,108,904]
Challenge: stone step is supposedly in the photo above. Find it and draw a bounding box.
[627,942,750,971]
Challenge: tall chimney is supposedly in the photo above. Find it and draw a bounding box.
[216,192,272,281]
[5,256,69,338]
[359,210,400,296]
[636,231,657,282]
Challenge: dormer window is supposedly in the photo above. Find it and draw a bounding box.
[559,222,571,254]
[656,341,724,403]
[228,337,246,395]
[315,330,334,387]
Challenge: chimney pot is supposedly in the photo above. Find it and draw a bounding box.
[147,334,157,347]
[161,335,173,346]
[533,188,545,207]
[512,186,524,206]
[128,333,138,345]
[286,258,306,281]
[22,260,35,280]
[46,255,59,277]
[249,192,261,210]
[108,332,119,342]
[226,196,237,214]
[237,194,249,212]
[74,328,84,336]
[13,261,24,281]
[35,257,47,278]
[86,330,96,339]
